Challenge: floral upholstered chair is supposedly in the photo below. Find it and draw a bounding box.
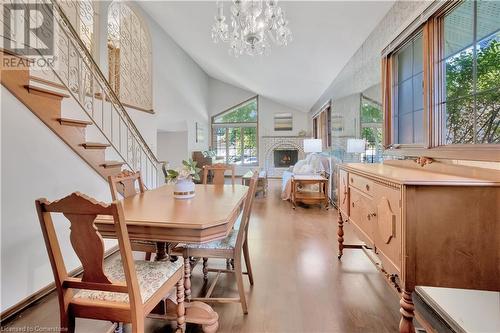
[36,192,186,333]
[177,172,258,314]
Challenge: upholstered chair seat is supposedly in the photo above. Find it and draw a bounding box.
[75,256,183,303]
[183,230,238,251]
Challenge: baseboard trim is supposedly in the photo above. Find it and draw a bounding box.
[0,245,119,324]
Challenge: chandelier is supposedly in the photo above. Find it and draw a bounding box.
[211,0,292,57]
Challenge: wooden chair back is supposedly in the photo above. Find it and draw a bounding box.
[202,164,235,185]
[35,192,143,321]
[235,171,258,250]
[108,170,145,200]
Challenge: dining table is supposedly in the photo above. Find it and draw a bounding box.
[94,183,249,333]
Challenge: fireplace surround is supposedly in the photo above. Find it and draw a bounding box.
[261,136,305,177]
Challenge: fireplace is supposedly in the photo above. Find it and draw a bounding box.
[274,149,298,168]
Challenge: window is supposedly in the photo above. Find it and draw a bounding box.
[361,96,383,163]
[393,32,424,144]
[382,0,499,160]
[107,1,152,111]
[211,97,258,165]
[312,104,332,149]
[442,0,500,144]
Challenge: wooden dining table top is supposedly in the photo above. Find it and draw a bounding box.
[94,184,248,243]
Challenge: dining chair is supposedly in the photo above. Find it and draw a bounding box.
[178,171,258,314]
[35,192,186,333]
[108,170,157,261]
[202,164,236,185]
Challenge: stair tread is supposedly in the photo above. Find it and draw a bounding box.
[101,161,126,168]
[24,84,70,98]
[82,142,111,149]
[58,118,93,127]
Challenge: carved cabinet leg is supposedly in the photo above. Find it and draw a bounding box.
[399,289,416,333]
[337,210,344,259]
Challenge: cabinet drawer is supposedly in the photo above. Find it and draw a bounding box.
[349,173,374,197]
[349,188,374,247]
[338,169,349,215]
[373,184,402,274]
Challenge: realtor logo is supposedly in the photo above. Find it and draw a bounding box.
[2,2,54,56]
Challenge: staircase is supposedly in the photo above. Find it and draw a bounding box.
[0,0,161,188]
[1,53,126,181]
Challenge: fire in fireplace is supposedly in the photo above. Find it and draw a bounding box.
[274,149,298,168]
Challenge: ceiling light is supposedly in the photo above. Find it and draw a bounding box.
[211,0,292,57]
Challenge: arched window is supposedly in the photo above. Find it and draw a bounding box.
[107,1,152,112]
[211,97,259,165]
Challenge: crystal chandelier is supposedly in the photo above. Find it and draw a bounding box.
[211,0,292,57]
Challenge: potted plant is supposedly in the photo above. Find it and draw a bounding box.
[163,159,201,199]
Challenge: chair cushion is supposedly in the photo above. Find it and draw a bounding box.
[74,256,182,303]
[184,229,238,250]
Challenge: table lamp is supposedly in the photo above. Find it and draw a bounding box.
[346,138,366,162]
[303,139,323,154]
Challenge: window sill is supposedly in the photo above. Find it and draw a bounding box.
[384,145,500,162]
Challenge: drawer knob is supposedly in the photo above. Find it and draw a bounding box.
[365,184,370,191]
[352,202,355,207]
[350,177,354,183]
[367,212,377,220]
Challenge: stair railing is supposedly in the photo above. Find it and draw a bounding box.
[3,0,163,188]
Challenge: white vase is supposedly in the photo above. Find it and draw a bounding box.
[173,178,195,199]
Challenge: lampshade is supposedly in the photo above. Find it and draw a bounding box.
[303,139,322,153]
[346,138,366,153]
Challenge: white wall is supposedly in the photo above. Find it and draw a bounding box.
[157,131,189,169]
[141,2,210,154]
[208,78,309,137]
[0,88,116,312]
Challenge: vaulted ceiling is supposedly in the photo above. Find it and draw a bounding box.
[139,1,394,112]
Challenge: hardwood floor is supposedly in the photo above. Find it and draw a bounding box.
[2,179,405,333]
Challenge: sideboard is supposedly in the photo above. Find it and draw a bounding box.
[337,159,500,333]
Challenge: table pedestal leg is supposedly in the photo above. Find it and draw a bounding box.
[152,299,218,333]
[156,242,168,261]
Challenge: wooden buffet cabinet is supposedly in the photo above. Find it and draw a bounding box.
[336,160,500,333]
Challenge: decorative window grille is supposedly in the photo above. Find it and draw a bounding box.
[107,1,153,111]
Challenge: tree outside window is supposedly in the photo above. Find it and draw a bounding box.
[443,0,500,144]
[361,96,383,163]
[212,97,258,165]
